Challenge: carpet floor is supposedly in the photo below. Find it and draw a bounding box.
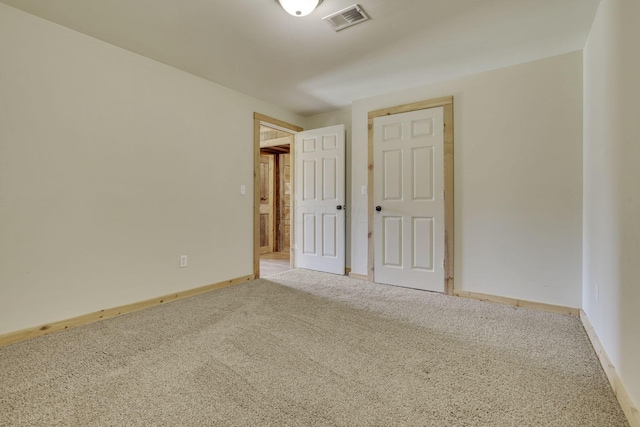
[0,270,629,426]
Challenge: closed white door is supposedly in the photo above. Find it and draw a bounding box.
[373,108,445,292]
[295,125,346,275]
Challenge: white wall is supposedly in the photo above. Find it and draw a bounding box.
[305,108,353,268]
[0,4,303,335]
[350,52,584,308]
[583,0,640,410]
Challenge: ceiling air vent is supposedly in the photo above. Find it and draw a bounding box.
[323,4,369,32]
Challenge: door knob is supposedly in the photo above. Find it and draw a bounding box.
[337,205,343,210]
[375,206,382,212]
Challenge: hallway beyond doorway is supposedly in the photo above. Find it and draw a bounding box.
[260,252,292,277]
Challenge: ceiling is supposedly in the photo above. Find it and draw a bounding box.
[1,0,600,116]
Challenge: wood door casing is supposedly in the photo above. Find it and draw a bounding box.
[253,113,302,279]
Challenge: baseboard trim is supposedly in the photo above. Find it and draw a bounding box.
[580,310,640,427]
[348,272,368,281]
[453,290,580,316]
[0,274,254,348]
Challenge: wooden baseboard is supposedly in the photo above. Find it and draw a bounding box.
[348,272,368,281]
[453,290,580,316]
[580,310,640,427]
[0,274,254,348]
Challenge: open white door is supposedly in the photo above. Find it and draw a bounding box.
[294,125,346,275]
[373,108,445,292]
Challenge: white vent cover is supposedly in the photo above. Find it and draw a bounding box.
[323,4,369,32]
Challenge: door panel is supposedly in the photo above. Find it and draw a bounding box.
[412,217,433,270]
[322,214,337,257]
[383,217,403,267]
[295,125,345,275]
[374,108,444,292]
[303,160,316,200]
[383,150,403,200]
[413,147,433,200]
[302,214,316,255]
[322,158,337,200]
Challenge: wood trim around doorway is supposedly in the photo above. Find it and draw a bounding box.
[367,96,455,295]
[253,113,302,279]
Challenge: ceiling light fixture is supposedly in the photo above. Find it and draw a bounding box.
[277,0,323,17]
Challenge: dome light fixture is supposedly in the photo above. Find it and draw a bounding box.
[277,0,323,17]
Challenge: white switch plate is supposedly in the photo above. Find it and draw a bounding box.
[361,185,367,195]
[240,185,246,195]
[180,255,188,268]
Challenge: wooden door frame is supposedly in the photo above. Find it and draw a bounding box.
[367,96,455,295]
[253,113,302,279]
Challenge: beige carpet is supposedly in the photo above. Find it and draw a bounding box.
[0,270,628,426]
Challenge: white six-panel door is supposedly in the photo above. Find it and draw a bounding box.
[373,108,444,292]
[295,125,345,275]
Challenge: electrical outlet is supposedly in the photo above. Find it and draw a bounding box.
[595,282,599,302]
[180,255,188,268]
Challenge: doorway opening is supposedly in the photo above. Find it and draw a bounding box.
[253,113,303,278]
